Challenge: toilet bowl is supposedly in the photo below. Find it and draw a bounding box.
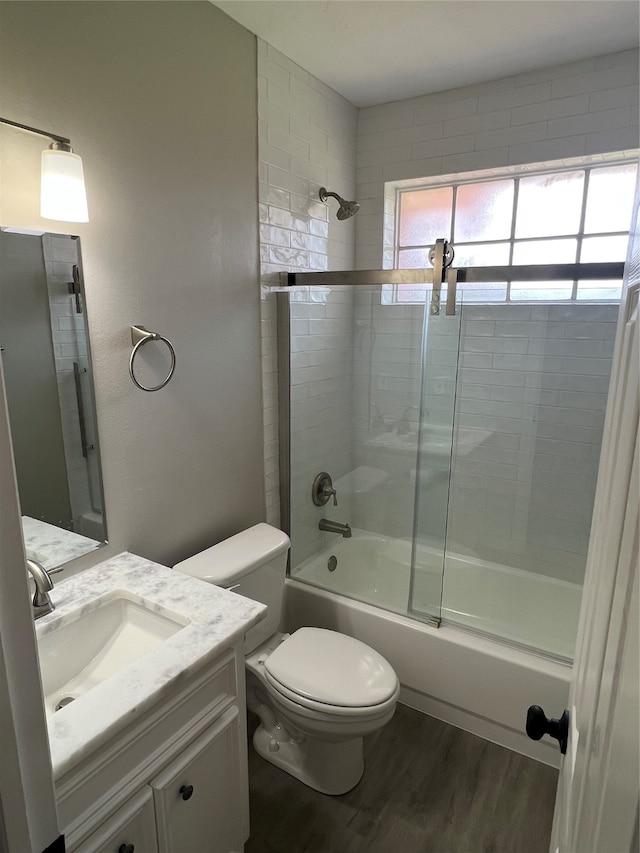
[174,523,399,795]
[245,627,399,794]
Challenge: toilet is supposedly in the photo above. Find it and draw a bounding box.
[174,522,399,795]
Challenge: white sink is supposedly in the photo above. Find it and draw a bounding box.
[37,592,189,715]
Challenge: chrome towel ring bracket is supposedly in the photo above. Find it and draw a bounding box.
[129,325,176,392]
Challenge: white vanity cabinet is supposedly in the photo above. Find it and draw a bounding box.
[73,789,158,853]
[151,706,243,853]
[58,645,248,853]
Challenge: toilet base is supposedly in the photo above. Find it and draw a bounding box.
[252,723,364,795]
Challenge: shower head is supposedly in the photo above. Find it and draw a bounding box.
[319,187,360,220]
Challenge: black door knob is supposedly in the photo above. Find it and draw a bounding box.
[526,705,569,754]
[179,784,194,801]
[118,844,134,853]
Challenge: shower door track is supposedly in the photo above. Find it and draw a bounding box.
[278,261,624,288]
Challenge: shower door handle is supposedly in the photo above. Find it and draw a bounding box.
[526,705,569,754]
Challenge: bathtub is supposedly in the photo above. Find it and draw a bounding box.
[285,529,574,768]
[293,531,581,661]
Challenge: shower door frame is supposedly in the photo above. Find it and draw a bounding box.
[276,256,456,545]
[276,256,626,651]
[277,258,624,541]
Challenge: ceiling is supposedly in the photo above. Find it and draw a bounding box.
[211,1,640,108]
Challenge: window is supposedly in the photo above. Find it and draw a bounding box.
[394,157,638,303]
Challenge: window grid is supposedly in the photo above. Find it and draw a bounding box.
[394,158,636,304]
[507,178,518,300]
[573,169,591,300]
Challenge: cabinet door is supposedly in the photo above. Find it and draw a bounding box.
[72,789,158,853]
[150,706,244,853]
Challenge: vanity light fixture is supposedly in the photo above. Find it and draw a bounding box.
[0,116,89,222]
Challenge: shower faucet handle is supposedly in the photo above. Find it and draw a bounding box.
[323,485,338,506]
[312,472,338,507]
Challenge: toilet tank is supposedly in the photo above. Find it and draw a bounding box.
[173,523,290,653]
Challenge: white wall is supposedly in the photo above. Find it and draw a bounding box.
[0,2,264,569]
[257,40,358,535]
[356,49,639,268]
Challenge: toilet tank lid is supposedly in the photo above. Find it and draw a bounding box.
[174,523,290,585]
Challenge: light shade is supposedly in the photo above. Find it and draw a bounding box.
[40,147,89,222]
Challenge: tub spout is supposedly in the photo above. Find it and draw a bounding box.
[319,519,352,538]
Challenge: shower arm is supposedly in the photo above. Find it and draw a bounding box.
[319,189,343,204]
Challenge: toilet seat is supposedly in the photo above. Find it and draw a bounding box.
[264,670,399,721]
[263,627,399,714]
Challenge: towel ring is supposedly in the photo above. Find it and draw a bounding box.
[129,325,176,392]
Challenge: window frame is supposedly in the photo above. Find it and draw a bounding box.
[389,152,638,304]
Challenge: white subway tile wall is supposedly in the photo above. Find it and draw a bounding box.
[258,44,635,590]
[355,49,639,269]
[448,303,617,583]
[347,49,634,582]
[258,40,358,531]
[289,289,356,565]
[351,293,428,541]
[345,297,616,585]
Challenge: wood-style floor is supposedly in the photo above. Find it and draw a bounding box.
[245,704,558,853]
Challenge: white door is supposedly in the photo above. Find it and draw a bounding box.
[0,362,60,852]
[549,182,640,853]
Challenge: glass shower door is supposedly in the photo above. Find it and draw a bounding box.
[281,276,462,626]
[285,280,428,616]
[408,298,462,625]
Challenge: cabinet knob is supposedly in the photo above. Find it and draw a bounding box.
[118,844,134,853]
[179,784,194,801]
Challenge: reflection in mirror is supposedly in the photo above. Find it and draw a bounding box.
[0,229,107,569]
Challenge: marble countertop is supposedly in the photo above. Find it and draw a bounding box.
[22,516,102,569]
[37,551,265,779]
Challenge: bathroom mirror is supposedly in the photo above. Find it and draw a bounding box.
[0,228,107,568]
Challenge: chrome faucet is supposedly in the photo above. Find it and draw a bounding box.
[319,519,352,539]
[26,559,56,619]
